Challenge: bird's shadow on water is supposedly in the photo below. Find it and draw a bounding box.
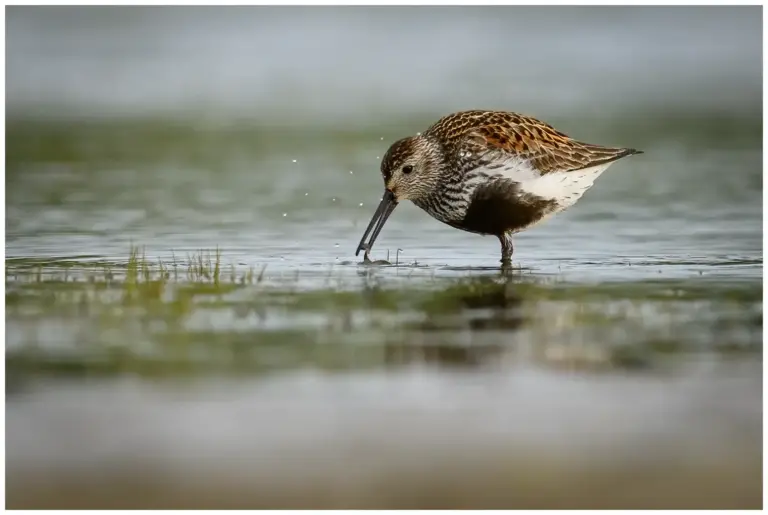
[345,260,542,280]
[340,253,538,273]
[337,246,542,276]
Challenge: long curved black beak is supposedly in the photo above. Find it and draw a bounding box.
[355,190,398,257]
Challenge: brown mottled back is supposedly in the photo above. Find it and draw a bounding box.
[423,110,641,174]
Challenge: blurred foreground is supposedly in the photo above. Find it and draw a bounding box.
[6,254,762,509]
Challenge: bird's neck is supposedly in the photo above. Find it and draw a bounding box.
[412,166,470,224]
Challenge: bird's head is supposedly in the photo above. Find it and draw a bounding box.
[355,135,444,258]
[379,135,442,202]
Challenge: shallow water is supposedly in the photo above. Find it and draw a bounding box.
[5,6,763,509]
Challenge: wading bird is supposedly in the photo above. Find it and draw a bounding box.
[356,110,642,267]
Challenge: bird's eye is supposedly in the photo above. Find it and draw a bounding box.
[402,165,414,174]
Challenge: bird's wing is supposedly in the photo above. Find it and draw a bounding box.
[432,111,640,175]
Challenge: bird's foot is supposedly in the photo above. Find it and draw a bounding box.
[498,234,514,273]
[500,256,515,276]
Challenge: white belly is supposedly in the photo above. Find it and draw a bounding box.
[516,163,612,209]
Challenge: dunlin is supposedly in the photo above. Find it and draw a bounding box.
[356,110,642,267]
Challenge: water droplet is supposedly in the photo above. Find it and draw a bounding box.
[332,198,337,202]
[359,202,364,207]
[380,137,384,140]
[349,170,354,175]
[416,132,421,136]
[304,192,308,196]
[282,213,287,217]
[334,243,339,248]
[376,156,380,160]
[292,159,297,163]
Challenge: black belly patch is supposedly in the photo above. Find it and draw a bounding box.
[458,180,558,236]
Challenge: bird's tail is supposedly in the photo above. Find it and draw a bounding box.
[573,143,643,169]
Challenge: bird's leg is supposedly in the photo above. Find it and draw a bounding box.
[498,233,514,268]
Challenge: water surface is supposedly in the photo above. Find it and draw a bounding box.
[5,6,762,509]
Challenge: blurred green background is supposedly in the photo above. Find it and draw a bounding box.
[5,6,762,509]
